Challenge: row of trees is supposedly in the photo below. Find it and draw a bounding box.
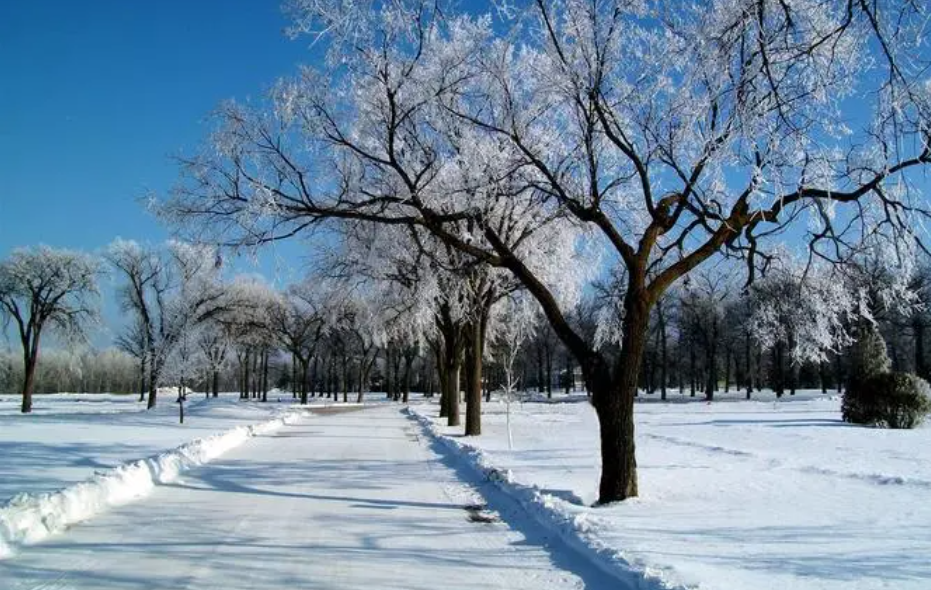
[6,0,930,504]
[0,347,139,396]
[158,0,931,503]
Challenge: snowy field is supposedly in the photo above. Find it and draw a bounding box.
[412,390,931,590]
[0,392,308,502]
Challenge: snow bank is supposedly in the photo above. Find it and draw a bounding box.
[406,407,691,590]
[0,408,306,558]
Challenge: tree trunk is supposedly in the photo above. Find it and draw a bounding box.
[261,350,269,402]
[300,359,310,405]
[138,355,147,402]
[147,362,159,409]
[705,321,717,401]
[688,340,696,397]
[402,350,414,403]
[774,343,785,398]
[20,344,38,414]
[465,318,484,436]
[536,346,544,393]
[445,361,461,427]
[212,369,219,398]
[244,349,252,401]
[386,347,394,400]
[565,353,573,395]
[658,306,667,401]
[340,359,348,402]
[724,347,731,393]
[436,345,448,417]
[591,294,648,503]
[745,330,753,399]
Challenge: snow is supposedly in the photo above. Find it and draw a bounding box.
[0,406,611,589]
[0,392,304,501]
[411,390,931,590]
[0,393,307,559]
[5,389,929,588]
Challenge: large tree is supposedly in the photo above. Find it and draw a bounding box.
[163,0,931,503]
[0,246,102,413]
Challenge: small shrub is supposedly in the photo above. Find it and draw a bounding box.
[843,372,931,429]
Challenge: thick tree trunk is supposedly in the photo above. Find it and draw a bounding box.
[445,361,461,427]
[212,370,219,398]
[591,295,648,504]
[437,315,463,426]
[147,364,159,410]
[465,319,484,436]
[21,346,38,414]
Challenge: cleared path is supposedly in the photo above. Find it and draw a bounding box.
[0,405,614,589]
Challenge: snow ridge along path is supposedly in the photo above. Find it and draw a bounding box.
[0,406,307,558]
[407,407,687,590]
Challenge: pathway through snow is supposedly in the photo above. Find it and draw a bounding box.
[0,405,618,589]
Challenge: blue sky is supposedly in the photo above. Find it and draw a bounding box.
[0,1,315,272]
[0,1,323,345]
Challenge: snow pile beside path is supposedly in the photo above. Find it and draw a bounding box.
[406,408,692,590]
[0,408,306,558]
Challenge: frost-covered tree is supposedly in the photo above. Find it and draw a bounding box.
[220,276,279,401]
[163,0,931,503]
[269,281,327,404]
[107,240,236,408]
[196,324,232,398]
[0,246,102,412]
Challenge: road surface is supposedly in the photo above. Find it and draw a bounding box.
[1,405,616,589]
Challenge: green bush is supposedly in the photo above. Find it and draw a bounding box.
[848,323,891,385]
[843,372,931,429]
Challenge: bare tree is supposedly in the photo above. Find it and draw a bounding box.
[0,246,102,413]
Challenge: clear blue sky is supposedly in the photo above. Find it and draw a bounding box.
[0,0,313,268]
[0,1,323,345]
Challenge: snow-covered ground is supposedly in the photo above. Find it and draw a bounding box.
[0,405,611,590]
[0,392,307,502]
[412,389,931,590]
